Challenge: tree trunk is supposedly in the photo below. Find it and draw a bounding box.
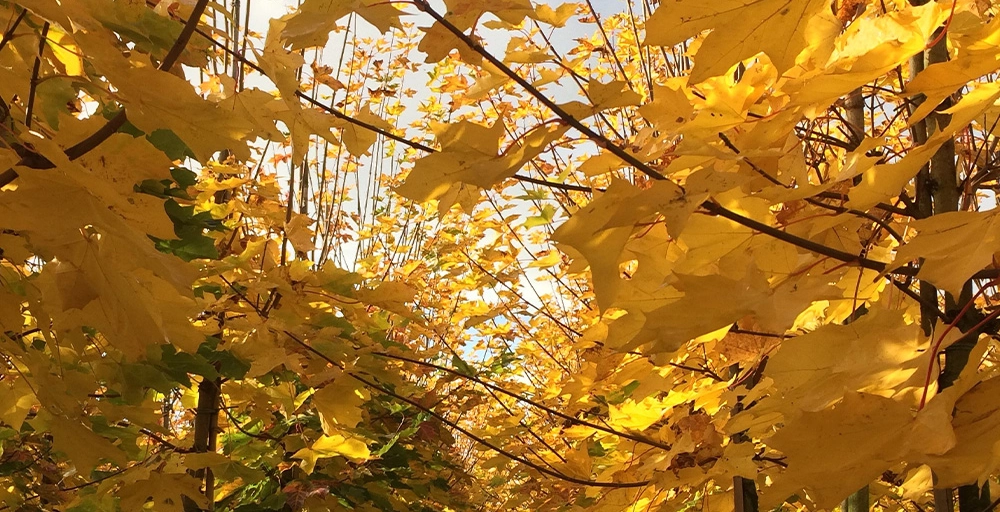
[731,360,767,512]
[844,87,865,148]
[841,486,869,512]
[922,23,991,512]
[184,376,221,512]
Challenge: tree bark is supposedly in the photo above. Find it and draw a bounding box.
[184,376,221,512]
[844,87,865,148]
[841,486,870,512]
[921,24,991,512]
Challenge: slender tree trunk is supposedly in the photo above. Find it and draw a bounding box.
[958,483,992,512]
[840,307,871,509]
[909,48,938,341]
[921,23,991,512]
[734,476,758,512]
[844,87,865,148]
[185,376,221,512]
[926,35,959,220]
[731,361,766,512]
[841,487,870,512]
[906,8,952,510]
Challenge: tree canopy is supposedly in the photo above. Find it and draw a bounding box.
[1,0,1000,511]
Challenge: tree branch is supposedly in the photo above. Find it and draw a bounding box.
[371,350,672,451]
[414,0,665,182]
[0,8,26,55]
[410,0,987,281]
[23,22,48,129]
[285,331,651,489]
[0,0,210,187]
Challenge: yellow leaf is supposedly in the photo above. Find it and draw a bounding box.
[850,81,1000,210]
[74,133,174,194]
[505,49,551,64]
[751,309,923,419]
[284,214,316,254]
[75,32,255,162]
[900,465,934,500]
[787,3,945,111]
[219,88,285,141]
[532,3,577,27]
[274,102,344,162]
[527,251,562,269]
[463,306,505,328]
[341,107,392,157]
[234,331,300,378]
[578,152,626,177]
[2,166,201,358]
[531,67,563,88]
[418,22,474,63]
[184,452,265,482]
[0,289,23,332]
[47,29,83,76]
[609,396,670,431]
[560,442,593,479]
[604,180,703,238]
[638,79,695,137]
[921,375,1000,487]
[0,233,31,263]
[608,273,769,354]
[397,121,567,207]
[762,392,913,509]
[281,0,404,49]
[889,210,1000,296]
[0,377,37,430]
[355,280,418,316]
[118,473,207,512]
[905,14,1000,124]
[299,434,370,462]
[586,79,641,112]
[49,415,127,472]
[313,376,370,433]
[552,179,643,311]
[644,0,828,82]
[466,69,512,99]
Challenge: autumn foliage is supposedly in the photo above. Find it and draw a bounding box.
[2,0,1000,511]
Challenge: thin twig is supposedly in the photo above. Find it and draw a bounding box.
[284,330,651,489]
[411,0,973,279]
[372,350,672,451]
[23,22,49,129]
[0,8,25,55]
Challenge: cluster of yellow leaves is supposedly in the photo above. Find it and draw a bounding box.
[6,0,1000,511]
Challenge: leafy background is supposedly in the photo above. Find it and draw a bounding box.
[1,1,1000,512]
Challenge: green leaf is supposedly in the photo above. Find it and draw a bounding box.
[159,344,219,380]
[451,354,477,377]
[523,204,556,228]
[147,129,196,160]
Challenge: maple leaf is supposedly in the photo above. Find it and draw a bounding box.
[889,210,1000,296]
[118,473,208,512]
[763,392,914,509]
[12,0,1000,510]
[281,0,405,49]
[644,0,828,82]
[312,374,370,432]
[552,179,642,311]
